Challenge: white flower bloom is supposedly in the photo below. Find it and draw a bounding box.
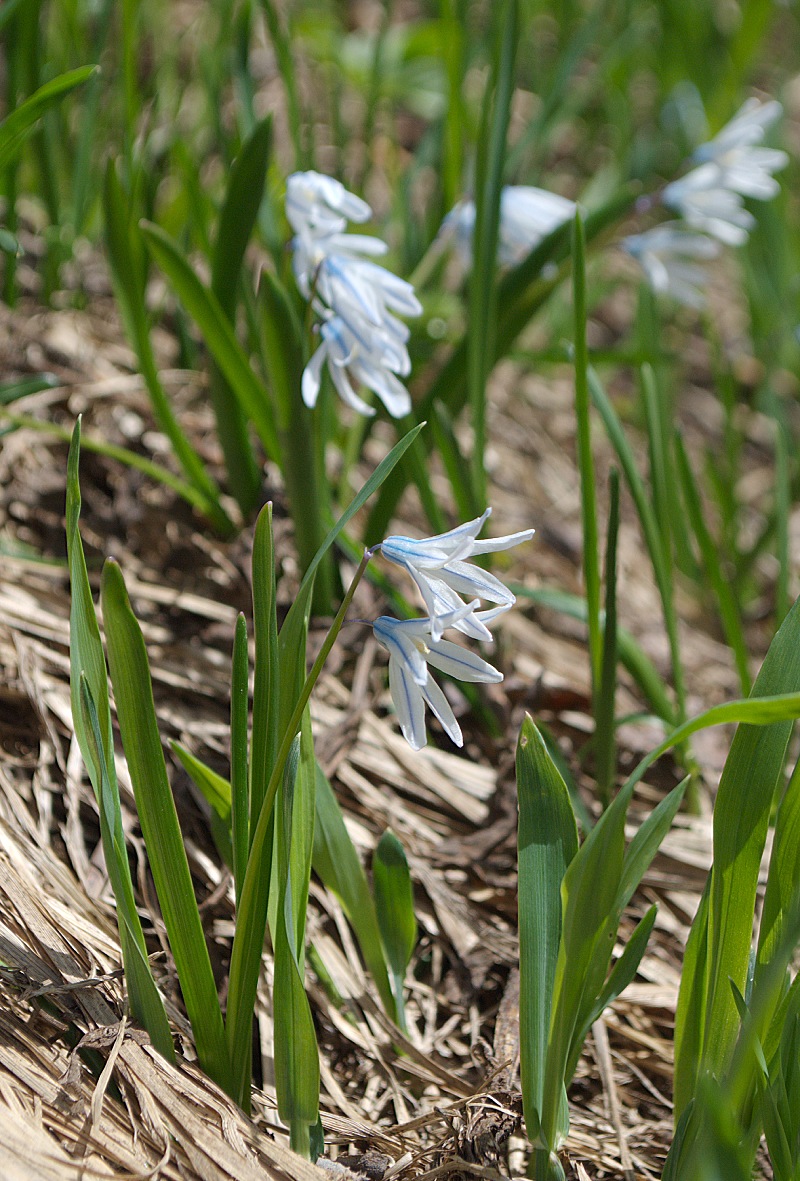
[663,99,788,244]
[443,185,575,268]
[286,170,372,236]
[302,314,411,417]
[381,508,535,640]
[663,165,754,245]
[287,170,421,418]
[622,223,720,309]
[693,98,787,198]
[373,607,503,750]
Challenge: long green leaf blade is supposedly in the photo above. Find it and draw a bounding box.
[101,559,231,1095]
[66,421,173,1060]
[516,716,578,1145]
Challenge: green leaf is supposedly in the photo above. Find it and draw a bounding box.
[230,613,250,908]
[211,117,272,319]
[66,421,174,1062]
[170,740,231,822]
[140,219,280,462]
[468,0,518,505]
[207,117,273,514]
[313,765,395,1019]
[273,734,320,1155]
[249,503,281,839]
[373,830,417,1032]
[516,716,578,1145]
[675,431,751,695]
[674,593,800,1118]
[101,559,231,1096]
[103,162,233,535]
[0,66,97,170]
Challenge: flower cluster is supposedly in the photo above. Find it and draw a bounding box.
[286,171,422,418]
[663,98,788,245]
[625,98,788,306]
[373,510,534,750]
[442,185,576,269]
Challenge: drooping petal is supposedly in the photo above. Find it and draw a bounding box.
[418,674,463,747]
[424,638,503,683]
[388,656,427,750]
[301,340,328,408]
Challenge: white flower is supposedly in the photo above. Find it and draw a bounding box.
[287,170,421,417]
[663,165,755,245]
[693,98,788,198]
[286,170,372,236]
[302,314,411,417]
[622,223,720,309]
[373,607,503,750]
[443,185,575,268]
[380,508,535,640]
[663,99,788,244]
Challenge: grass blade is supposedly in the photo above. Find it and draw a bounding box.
[373,830,417,1033]
[66,421,174,1061]
[101,559,231,1096]
[516,716,579,1146]
[313,766,395,1019]
[0,65,96,170]
[231,613,250,908]
[103,162,233,535]
[674,430,751,695]
[140,220,280,462]
[207,117,273,514]
[468,0,518,505]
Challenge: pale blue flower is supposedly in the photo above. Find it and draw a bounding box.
[373,607,503,750]
[622,223,719,309]
[444,185,575,268]
[381,509,535,640]
[287,170,421,417]
[663,99,787,245]
[302,313,411,417]
[286,170,371,236]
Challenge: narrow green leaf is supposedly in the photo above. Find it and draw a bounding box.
[212,117,272,319]
[66,421,174,1061]
[468,0,518,505]
[702,594,800,1082]
[101,559,231,1096]
[103,162,233,535]
[516,716,578,1145]
[231,613,250,908]
[596,467,619,804]
[313,765,395,1019]
[572,211,602,706]
[373,830,417,1032]
[273,734,320,1153]
[675,431,751,695]
[250,503,281,834]
[171,741,231,822]
[207,117,273,514]
[140,220,280,461]
[578,905,658,1045]
[589,366,686,723]
[0,66,96,170]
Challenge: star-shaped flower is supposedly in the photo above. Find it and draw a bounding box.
[380,509,535,640]
[373,607,503,750]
